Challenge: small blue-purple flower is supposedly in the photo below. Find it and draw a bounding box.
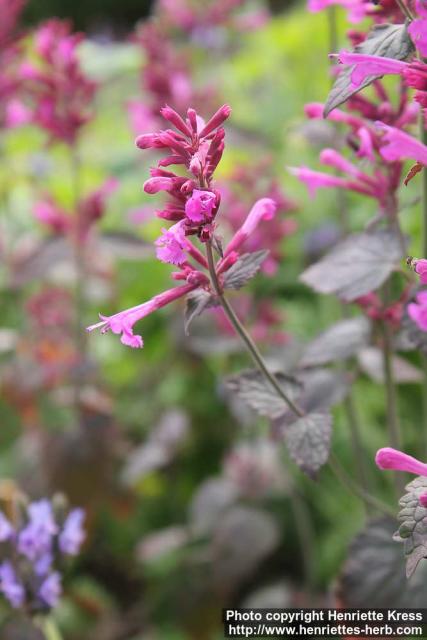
[59,508,85,555]
[0,562,25,609]
[18,499,58,561]
[39,572,62,608]
[0,512,14,542]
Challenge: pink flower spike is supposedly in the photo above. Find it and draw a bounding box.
[198,104,232,138]
[155,222,187,266]
[185,189,216,223]
[415,259,427,284]
[336,51,406,87]
[376,122,427,165]
[288,166,372,198]
[375,447,427,476]
[224,198,276,257]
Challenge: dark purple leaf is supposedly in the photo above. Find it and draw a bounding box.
[394,476,427,578]
[223,250,269,290]
[300,316,371,367]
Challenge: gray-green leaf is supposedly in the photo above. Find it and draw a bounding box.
[324,22,414,116]
[223,250,269,290]
[282,411,332,476]
[339,518,427,606]
[300,316,371,367]
[184,290,217,335]
[225,369,301,419]
[394,476,427,578]
[300,229,404,302]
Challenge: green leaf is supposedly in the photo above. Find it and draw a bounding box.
[339,518,427,606]
[282,411,332,476]
[223,250,269,290]
[300,316,371,367]
[225,369,301,419]
[300,229,404,302]
[324,22,414,116]
[394,476,427,578]
[184,290,218,336]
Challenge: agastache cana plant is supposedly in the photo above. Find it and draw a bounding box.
[88,104,315,467]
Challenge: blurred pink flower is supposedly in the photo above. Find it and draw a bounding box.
[377,122,427,165]
[408,290,427,331]
[408,0,427,57]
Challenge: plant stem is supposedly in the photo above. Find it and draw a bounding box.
[329,453,395,517]
[420,120,427,457]
[205,240,304,418]
[394,0,413,20]
[380,293,404,495]
[34,616,64,640]
[70,145,86,422]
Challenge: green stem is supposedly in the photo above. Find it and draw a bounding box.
[34,616,64,640]
[205,240,304,418]
[329,454,395,517]
[70,145,87,421]
[380,299,404,495]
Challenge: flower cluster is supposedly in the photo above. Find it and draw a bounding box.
[20,19,97,144]
[88,105,280,349]
[34,178,118,242]
[0,498,85,612]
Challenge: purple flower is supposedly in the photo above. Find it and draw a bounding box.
[34,552,53,577]
[0,562,24,609]
[408,291,427,332]
[335,51,405,88]
[18,499,58,561]
[185,189,217,224]
[39,572,62,608]
[0,512,14,541]
[59,508,85,556]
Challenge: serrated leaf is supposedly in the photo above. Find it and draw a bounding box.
[394,476,427,578]
[225,369,301,419]
[300,316,371,367]
[339,518,427,606]
[282,412,332,476]
[324,23,414,116]
[184,290,217,335]
[300,229,404,302]
[223,250,269,290]
[296,368,350,413]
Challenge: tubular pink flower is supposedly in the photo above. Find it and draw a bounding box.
[160,105,193,137]
[408,290,427,331]
[304,102,363,128]
[185,189,216,223]
[288,166,373,198]
[336,51,406,87]
[356,126,375,161]
[198,104,232,138]
[155,222,187,266]
[415,259,427,284]
[376,122,427,165]
[34,200,71,234]
[376,447,427,476]
[224,198,276,257]
[87,284,196,348]
[143,176,175,194]
[320,148,365,180]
